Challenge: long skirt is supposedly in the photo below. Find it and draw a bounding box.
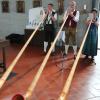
[83,24,98,56]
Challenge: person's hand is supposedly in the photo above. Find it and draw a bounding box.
[51,16,56,21]
[92,19,96,23]
[86,20,91,25]
[69,12,74,17]
[67,7,74,17]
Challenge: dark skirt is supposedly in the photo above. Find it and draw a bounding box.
[83,24,98,56]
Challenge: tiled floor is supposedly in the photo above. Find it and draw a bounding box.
[0,12,100,100]
[0,43,100,100]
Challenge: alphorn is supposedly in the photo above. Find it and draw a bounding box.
[12,15,69,100]
[0,14,47,89]
[58,20,92,100]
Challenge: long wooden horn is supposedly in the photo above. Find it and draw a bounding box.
[0,14,46,89]
[12,15,69,100]
[25,15,68,100]
[58,20,92,100]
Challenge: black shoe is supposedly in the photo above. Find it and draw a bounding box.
[91,56,94,61]
[84,55,88,59]
[43,51,47,55]
[51,52,55,56]
[63,52,67,57]
[74,55,76,59]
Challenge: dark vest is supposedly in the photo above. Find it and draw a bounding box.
[65,10,77,28]
[44,11,56,32]
[44,11,56,25]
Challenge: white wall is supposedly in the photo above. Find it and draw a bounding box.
[0,0,32,38]
[0,0,59,38]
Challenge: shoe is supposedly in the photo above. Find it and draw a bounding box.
[42,51,48,55]
[63,52,67,57]
[74,55,76,59]
[91,56,94,61]
[51,52,55,56]
[84,55,88,59]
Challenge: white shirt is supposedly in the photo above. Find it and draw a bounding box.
[46,9,57,24]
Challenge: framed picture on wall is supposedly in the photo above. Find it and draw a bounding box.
[33,0,42,8]
[16,1,25,13]
[2,1,9,13]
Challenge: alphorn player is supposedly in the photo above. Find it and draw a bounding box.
[43,3,57,54]
[82,8,99,61]
[63,1,80,59]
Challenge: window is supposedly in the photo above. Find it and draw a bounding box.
[2,1,9,13]
[33,0,42,8]
[16,1,25,13]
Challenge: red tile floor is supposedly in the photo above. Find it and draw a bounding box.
[0,43,100,100]
[0,12,100,100]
